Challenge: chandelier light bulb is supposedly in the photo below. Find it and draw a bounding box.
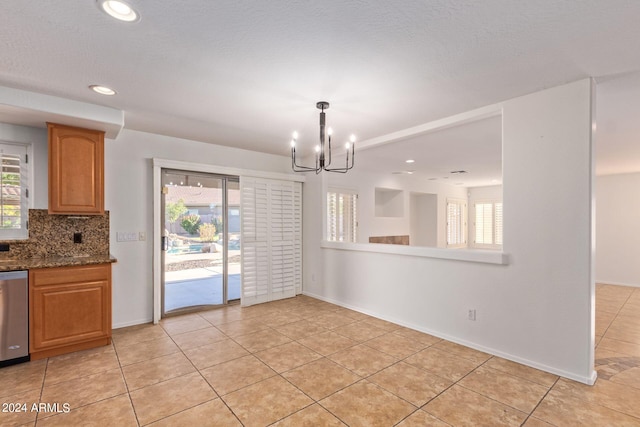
[327,127,333,136]
[350,134,356,143]
[345,142,351,150]
[292,131,298,139]
[290,140,296,148]
[315,145,321,153]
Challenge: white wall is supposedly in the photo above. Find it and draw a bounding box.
[303,79,595,384]
[0,123,48,209]
[327,169,467,247]
[468,185,502,205]
[104,129,291,327]
[596,172,640,287]
[410,192,438,247]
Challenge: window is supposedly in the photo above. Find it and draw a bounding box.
[446,198,466,247]
[327,190,357,242]
[0,142,30,240]
[474,200,503,248]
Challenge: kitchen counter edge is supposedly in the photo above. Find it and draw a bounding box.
[0,255,117,271]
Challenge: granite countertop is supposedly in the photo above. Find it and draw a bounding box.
[0,254,117,272]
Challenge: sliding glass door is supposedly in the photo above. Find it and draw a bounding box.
[161,169,240,316]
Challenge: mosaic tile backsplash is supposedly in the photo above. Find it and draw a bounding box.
[3,209,109,258]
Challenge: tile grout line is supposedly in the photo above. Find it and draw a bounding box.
[155,317,247,427]
[112,341,142,427]
[519,376,561,427]
[33,358,49,426]
[597,289,635,344]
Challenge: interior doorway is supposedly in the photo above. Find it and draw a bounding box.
[161,169,241,316]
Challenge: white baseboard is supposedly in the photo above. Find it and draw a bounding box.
[112,317,153,330]
[596,279,640,288]
[302,290,597,385]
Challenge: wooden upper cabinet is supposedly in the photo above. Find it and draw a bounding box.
[48,123,105,214]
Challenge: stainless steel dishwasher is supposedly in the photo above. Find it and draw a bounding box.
[0,270,29,367]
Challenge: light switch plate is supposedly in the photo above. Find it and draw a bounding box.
[116,232,138,242]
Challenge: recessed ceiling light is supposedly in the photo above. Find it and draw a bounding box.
[405,159,415,164]
[97,0,140,22]
[89,85,117,95]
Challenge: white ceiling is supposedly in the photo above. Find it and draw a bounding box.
[358,115,502,187]
[1,1,639,177]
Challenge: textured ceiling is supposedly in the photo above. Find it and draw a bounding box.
[1,1,640,175]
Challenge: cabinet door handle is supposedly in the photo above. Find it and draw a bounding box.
[161,236,168,251]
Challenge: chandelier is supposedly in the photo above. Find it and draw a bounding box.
[290,101,356,173]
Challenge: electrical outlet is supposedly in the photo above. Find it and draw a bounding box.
[468,309,477,321]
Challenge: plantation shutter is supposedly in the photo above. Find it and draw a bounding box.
[327,192,337,241]
[474,203,494,244]
[327,190,357,242]
[0,142,29,239]
[241,178,270,305]
[241,177,301,306]
[293,182,303,294]
[473,201,503,247]
[446,199,465,247]
[495,202,503,245]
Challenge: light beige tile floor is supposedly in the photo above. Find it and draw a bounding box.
[2,285,640,426]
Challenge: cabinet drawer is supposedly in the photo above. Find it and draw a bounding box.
[30,264,110,287]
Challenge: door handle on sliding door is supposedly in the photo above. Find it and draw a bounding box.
[161,236,169,251]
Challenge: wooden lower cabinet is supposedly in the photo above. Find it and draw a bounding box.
[29,264,112,360]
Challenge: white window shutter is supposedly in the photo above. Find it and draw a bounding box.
[293,182,302,294]
[0,142,29,239]
[446,199,466,247]
[241,178,301,306]
[495,202,503,245]
[327,189,357,243]
[475,203,493,244]
[473,200,503,248]
[241,178,270,305]
[242,242,270,304]
[327,192,337,241]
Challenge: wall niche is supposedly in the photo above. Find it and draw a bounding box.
[375,187,404,217]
